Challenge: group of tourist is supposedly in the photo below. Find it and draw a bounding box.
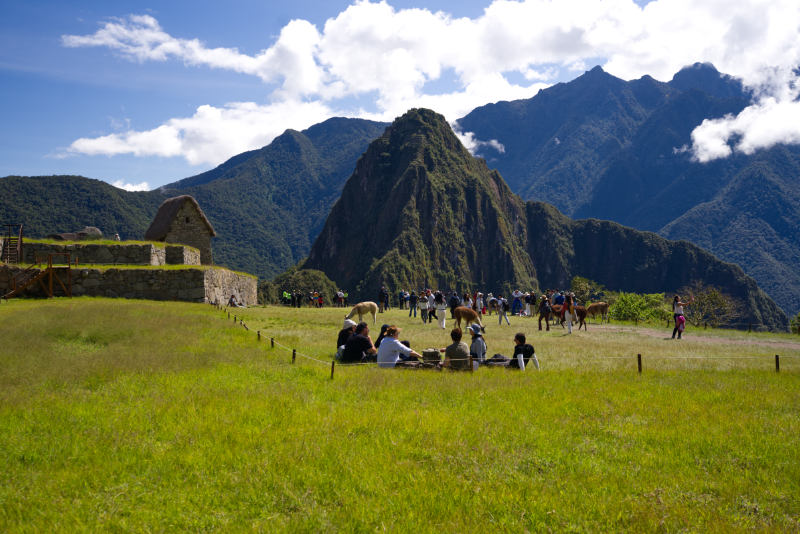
[335,318,540,371]
[281,289,350,308]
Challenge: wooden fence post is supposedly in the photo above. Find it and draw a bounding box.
[227,311,230,319]
[775,354,780,373]
[292,349,296,364]
[271,337,275,348]
[257,330,261,341]
[469,354,474,373]
[637,353,642,374]
[330,360,335,379]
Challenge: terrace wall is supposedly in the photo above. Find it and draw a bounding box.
[0,266,257,305]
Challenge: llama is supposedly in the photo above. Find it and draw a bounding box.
[346,301,379,325]
[453,306,486,332]
[586,302,609,323]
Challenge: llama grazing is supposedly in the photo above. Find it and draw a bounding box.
[453,306,485,332]
[346,301,379,325]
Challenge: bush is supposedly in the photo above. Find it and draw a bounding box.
[790,312,800,334]
[610,292,669,323]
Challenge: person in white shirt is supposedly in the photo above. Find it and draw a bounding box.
[377,326,421,368]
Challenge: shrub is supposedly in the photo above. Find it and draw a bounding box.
[610,292,668,323]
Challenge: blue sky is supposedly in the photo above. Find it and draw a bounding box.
[2,0,798,190]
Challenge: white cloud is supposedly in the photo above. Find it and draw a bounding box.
[112,180,150,191]
[61,0,800,165]
[68,100,332,165]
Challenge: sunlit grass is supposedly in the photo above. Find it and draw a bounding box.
[1,299,798,531]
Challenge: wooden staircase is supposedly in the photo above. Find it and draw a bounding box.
[3,253,72,300]
[2,224,23,264]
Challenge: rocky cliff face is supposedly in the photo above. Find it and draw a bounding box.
[305,108,789,330]
[525,203,787,328]
[305,109,537,298]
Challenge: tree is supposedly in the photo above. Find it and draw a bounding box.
[678,282,742,328]
[570,276,610,305]
[791,312,800,335]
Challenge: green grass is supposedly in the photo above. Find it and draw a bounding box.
[1,299,799,531]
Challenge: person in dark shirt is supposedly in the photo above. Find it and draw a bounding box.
[409,291,419,318]
[336,319,356,358]
[341,322,377,363]
[486,332,539,370]
[374,324,390,349]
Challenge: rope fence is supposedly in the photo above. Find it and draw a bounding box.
[212,304,798,380]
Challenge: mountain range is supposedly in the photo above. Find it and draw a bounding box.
[457,62,800,315]
[305,108,787,330]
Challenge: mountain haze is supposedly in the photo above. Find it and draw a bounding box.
[457,63,800,314]
[306,109,788,330]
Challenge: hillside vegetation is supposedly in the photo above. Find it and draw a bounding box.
[1,298,798,531]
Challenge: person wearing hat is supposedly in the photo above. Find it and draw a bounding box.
[468,323,487,365]
[377,325,421,368]
[336,319,358,360]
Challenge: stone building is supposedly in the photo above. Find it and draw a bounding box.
[144,195,216,264]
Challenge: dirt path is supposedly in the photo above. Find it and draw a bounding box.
[585,323,800,351]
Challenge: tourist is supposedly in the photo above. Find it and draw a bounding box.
[336,319,357,360]
[486,332,539,370]
[497,295,510,326]
[409,290,418,318]
[377,326,421,368]
[672,294,693,339]
[435,291,448,329]
[441,327,471,370]
[468,324,487,366]
[341,322,377,363]
[374,324,390,348]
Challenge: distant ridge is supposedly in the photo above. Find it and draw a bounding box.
[457,64,800,315]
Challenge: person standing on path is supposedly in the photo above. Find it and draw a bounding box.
[671,295,692,339]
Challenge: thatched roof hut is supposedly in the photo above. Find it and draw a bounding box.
[144,195,216,264]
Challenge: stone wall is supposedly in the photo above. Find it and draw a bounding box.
[23,243,166,266]
[165,203,213,265]
[21,242,202,266]
[0,265,257,305]
[204,267,258,306]
[166,245,200,265]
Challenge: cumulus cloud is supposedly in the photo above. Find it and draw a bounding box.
[68,100,332,165]
[61,0,800,165]
[112,180,150,191]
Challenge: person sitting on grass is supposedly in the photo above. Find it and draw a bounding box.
[336,319,357,360]
[341,322,377,363]
[374,324,390,348]
[377,326,422,368]
[486,332,539,370]
[440,327,471,371]
[468,323,487,366]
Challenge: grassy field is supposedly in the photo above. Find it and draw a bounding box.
[1,298,799,532]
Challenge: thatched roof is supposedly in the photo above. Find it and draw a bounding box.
[144,195,216,240]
